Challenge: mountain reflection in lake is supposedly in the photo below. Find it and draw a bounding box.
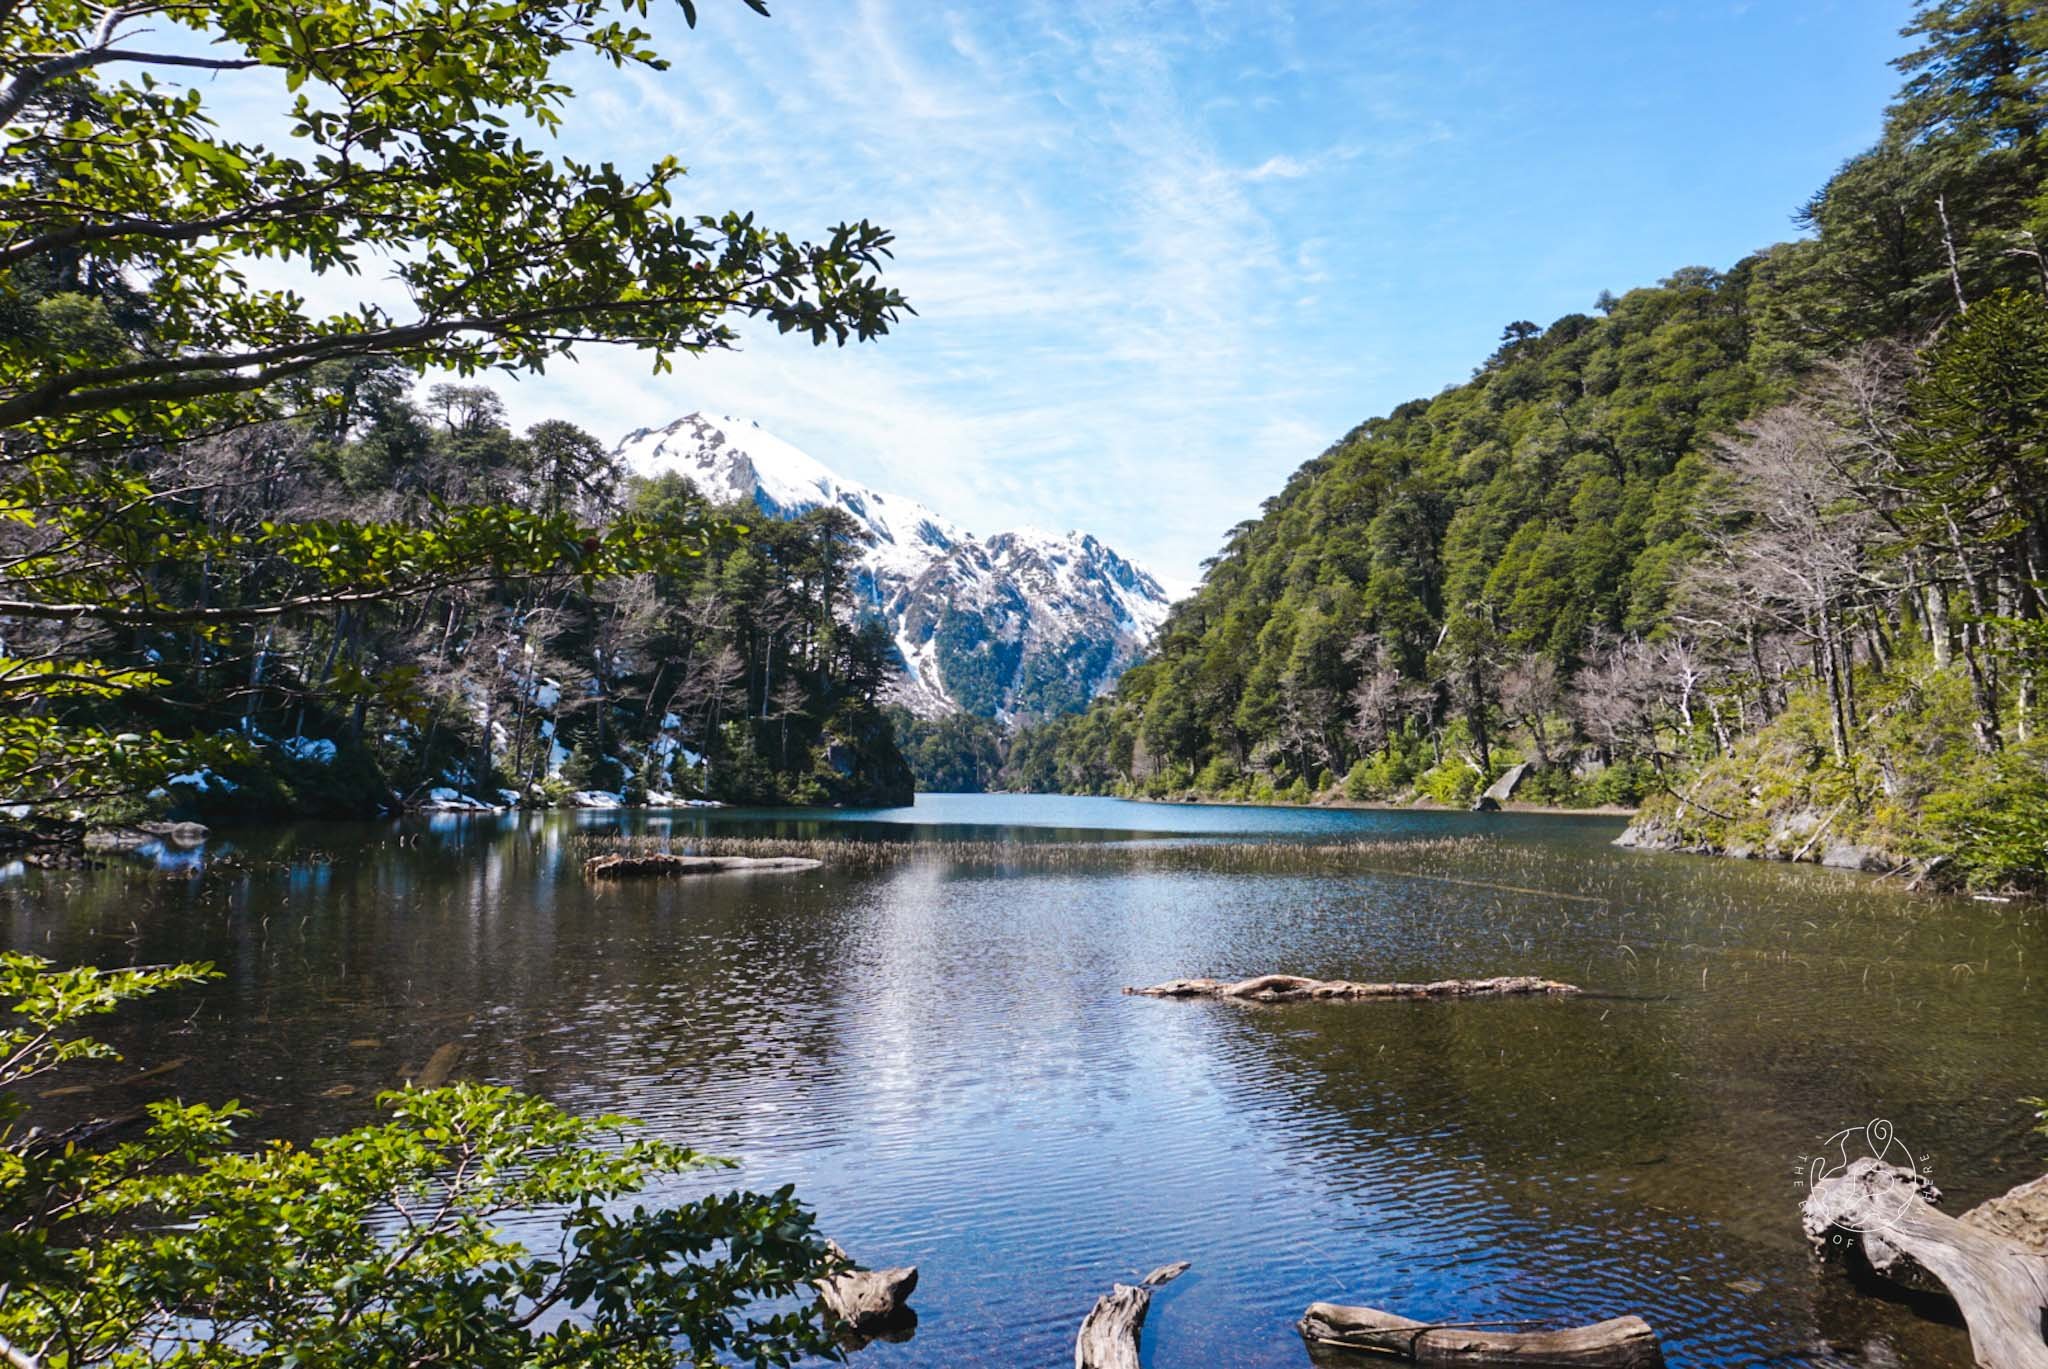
[6,794,2040,1366]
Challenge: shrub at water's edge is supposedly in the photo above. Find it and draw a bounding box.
[1620,663,2048,892]
[0,954,845,1368]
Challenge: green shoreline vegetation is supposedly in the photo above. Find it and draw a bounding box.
[996,2,2048,894]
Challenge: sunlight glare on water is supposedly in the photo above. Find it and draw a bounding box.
[7,794,2043,1366]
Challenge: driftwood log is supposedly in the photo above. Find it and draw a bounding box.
[815,1242,917,1342]
[1075,1261,1189,1369]
[582,852,821,881]
[1803,1157,2048,1369]
[1963,1173,2048,1257]
[1126,973,1582,1003]
[1300,1302,1662,1365]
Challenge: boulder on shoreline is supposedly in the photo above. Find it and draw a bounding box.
[1479,761,1533,807]
[1617,810,1910,877]
[83,820,211,852]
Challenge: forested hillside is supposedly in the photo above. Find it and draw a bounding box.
[1015,0,2048,890]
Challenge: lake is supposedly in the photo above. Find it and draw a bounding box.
[6,793,2042,1366]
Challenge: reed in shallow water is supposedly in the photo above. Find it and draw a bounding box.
[574,832,1503,876]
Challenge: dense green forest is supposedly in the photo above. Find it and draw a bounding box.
[0,14,915,838]
[2,364,914,825]
[890,708,1007,793]
[1014,0,2048,890]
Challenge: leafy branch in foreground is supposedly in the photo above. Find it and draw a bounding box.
[2,0,908,452]
[1,0,909,828]
[0,955,844,1368]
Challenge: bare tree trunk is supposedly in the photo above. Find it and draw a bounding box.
[1928,585,1954,667]
[1746,628,1772,722]
[1937,194,1970,316]
[243,626,274,731]
[346,614,367,745]
[1944,519,2002,752]
[1813,617,1850,762]
[510,623,534,783]
[1075,1262,1188,1369]
[1915,557,1954,668]
[1838,634,1858,734]
[1805,1160,2048,1369]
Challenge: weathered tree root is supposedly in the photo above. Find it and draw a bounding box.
[1300,1301,1662,1365]
[1804,1158,2048,1369]
[1075,1261,1189,1369]
[581,852,821,881]
[815,1242,918,1344]
[1125,973,1582,1003]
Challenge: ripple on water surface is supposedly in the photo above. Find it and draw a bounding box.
[4,794,2040,1367]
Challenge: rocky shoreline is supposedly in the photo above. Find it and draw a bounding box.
[1614,809,1910,876]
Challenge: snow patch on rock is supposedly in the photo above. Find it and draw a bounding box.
[281,736,337,764]
[617,413,1172,718]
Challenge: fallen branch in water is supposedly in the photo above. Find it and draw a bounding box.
[582,852,822,881]
[1299,1301,1663,1365]
[1076,1261,1188,1369]
[1125,973,1582,1002]
[1804,1158,2048,1369]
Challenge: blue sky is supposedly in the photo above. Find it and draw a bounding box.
[493,0,1909,593]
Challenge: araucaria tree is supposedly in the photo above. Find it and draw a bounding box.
[1,0,910,832]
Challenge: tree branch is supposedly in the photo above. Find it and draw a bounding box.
[0,6,133,128]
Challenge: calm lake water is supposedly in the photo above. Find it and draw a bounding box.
[7,793,2044,1366]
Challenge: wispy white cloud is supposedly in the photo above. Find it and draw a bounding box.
[173,0,1911,592]
[487,0,1355,587]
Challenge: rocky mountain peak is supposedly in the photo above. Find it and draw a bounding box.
[615,413,1170,719]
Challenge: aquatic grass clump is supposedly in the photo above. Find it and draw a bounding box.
[574,831,1504,877]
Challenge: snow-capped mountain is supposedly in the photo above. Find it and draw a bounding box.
[615,413,1171,719]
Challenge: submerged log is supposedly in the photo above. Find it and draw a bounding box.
[1803,1157,2048,1369]
[22,1108,146,1156]
[1075,1261,1189,1369]
[582,852,823,881]
[815,1242,918,1342]
[1300,1302,1662,1366]
[410,1041,464,1089]
[1126,973,1582,1003]
[38,1054,189,1098]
